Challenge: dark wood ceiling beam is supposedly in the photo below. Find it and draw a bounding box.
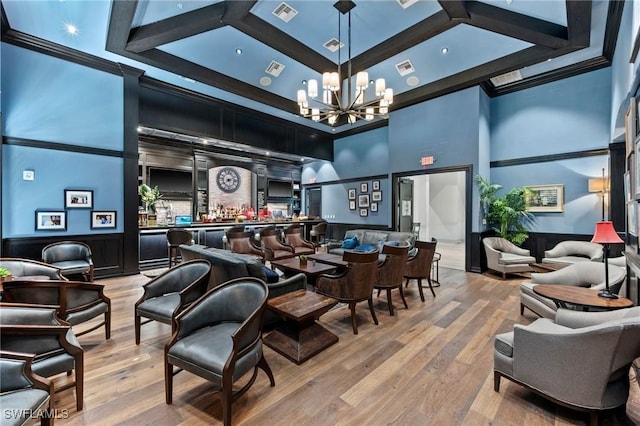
[105,0,138,52]
[220,0,257,23]
[392,45,579,110]
[438,0,469,20]
[343,10,456,75]
[465,1,569,49]
[126,3,227,53]
[1,3,10,35]
[566,0,592,47]
[602,0,625,60]
[233,13,336,73]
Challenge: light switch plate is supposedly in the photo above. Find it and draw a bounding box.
[23,170,35,181]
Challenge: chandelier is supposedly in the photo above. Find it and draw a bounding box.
[296,0,393,126]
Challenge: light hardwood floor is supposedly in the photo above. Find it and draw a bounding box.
[51,268,639,426]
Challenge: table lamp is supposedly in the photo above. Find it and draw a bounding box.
[590,221,623,299]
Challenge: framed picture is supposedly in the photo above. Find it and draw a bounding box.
[372,180,380,191]
[360,183,368,193]
[91,210,116,229]
[371,202,378,212]
[626,98,636,157]
[372,191,382,202]
[636,141,640,199]
[625,172,631,202]
[637,96,640,137]
[360,208,368,217]
[358,194,370,208]
[35,210,66,231]
[629,202,638,237]
[525,184,564,212]
[65,189,93,209]
[348,188,356,200]
[349,200,356,210]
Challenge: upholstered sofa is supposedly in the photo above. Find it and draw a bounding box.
[327,229,415,256]
[179,244,306,325]
[541,240,603,265]
[520,262,626,319]
[482,237,535,279]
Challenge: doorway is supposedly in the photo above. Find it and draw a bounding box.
[306,187,322,217]
[395,169,468,271]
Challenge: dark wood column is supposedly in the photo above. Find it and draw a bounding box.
[609,141,625,234]
[121,64,145,275]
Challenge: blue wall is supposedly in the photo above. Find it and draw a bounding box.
[2,44,124,237]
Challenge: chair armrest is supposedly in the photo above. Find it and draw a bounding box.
[555,307,640,329]
[0,351,52,393]
[484,246,502,268]
[326,241,343,250]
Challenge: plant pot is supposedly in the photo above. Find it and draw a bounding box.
[0,274,13,282]
[299,258,307,266]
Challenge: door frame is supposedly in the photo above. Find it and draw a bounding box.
[391,164,473,272]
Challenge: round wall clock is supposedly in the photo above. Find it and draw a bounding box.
[216,167,241,193]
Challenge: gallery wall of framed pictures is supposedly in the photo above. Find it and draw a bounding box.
[624,96,640,251]
[36,188,116,231]
[348,180,383,217]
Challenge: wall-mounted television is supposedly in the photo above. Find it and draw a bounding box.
[267,179,292,198]
[149,168,192,194]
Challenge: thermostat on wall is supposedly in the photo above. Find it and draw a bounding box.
[23,170,35,181]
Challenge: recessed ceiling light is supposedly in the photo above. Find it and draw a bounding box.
[235,48,242,55]
[64,23,79,36]
[506,0,513,4]
[407,76,420,86]
[260,77,272,87]
[441,47,449,55]
[302,80,307,85]
[177,3,183,9]
[137,127,142,132]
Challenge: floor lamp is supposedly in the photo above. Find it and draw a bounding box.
[588,168,608,221]
[591,221,623,299]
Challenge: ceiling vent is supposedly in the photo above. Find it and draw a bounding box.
[265,60,285,77]
[395,60,415,76]
[323,38,344,53]
[397,0,419,9]
[490,70,523,87]
[273,2,298,22]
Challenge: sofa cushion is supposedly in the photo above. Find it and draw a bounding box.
[500,253,536,265]
[342,237,359,249]
[362,231,389,245]
[354,244,377,252]
[262,266,280,283]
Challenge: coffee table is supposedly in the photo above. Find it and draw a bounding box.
[307,253,348,268]
[263,289,339,364]
[533,284,633,310]
[270,257,336,284]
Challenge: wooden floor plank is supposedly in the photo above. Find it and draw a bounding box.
[42,267,640,425]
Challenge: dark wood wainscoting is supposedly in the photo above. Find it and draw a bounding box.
[2,234,125,278]
[471,231,623,274]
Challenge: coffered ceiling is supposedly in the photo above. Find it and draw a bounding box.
[1,0,623,135]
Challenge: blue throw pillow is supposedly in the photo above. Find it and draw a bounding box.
[262,265,280,283]
[354,243,377,252]
[342,236,358,249]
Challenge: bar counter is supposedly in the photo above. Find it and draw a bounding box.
[139,219,322,269]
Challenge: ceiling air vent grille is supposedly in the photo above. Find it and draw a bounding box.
[265,61,285,77]
[323,38,344,53]
[490,70,523,87]
[395,60,415,76]
[273,2,298,22]
[397,0,419,9]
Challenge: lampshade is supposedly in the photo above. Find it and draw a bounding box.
[588,177,607,193]
[591,221,623,244]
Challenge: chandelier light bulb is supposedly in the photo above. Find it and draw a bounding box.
[322,72,331,89]
[297,89,307,105]
[348,114,357,124]
[365,107,374,121]
[329,72,340,91]
[308,79,318,98]
[323,90,331,105]
[375,78,386,96]
[312,108,320,122]
[356,71,369,90]
[384,88,394,104]
[328,113,337,125]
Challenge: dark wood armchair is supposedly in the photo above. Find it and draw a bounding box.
[134,259,211,344]
[0,304,84,411]
[315,250,380,334]
[310,221,327,246]
[0,257,66,280]
[2,280,111,339]
[374,242,410,316]
[165,277,274,426]
[42,241,94,282]
[260,228,295,263]
[227,231,265,262]
[404,240,438,302]
[284,225,315,256]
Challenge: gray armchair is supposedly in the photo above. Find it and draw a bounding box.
[494,307,640,425]
[0,258,65,280]
[0,351,54,426]
[135,259,211,344]
[42,241,94,282]
[2,280,111,339]
[482,237,535,279]
[164,277,274,426]
[542,240,603,265]
[520,262,626,319]
[0,305,84,411]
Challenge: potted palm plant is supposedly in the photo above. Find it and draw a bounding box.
[475,175,534,246]
[0,267,12,282]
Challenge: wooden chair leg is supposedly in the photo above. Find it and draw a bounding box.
[222,375,233,426]
[416,279,425,302]
[493,371,501,392]
[398,285,408,309]
[349,302,358,334]
[76,353,84,411]
[134,314,141,345]
[520,303,525,315]
[257,354,275,387]
[165,360,173,404]
[426,277,436,298]
[367,297,378,326]
[386,289,394,316]
[105,310,111,340]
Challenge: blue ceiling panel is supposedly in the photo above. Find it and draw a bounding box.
[135,0,222,26]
